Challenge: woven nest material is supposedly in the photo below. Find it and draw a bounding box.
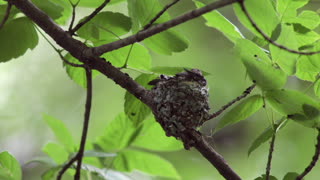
[150,69,210,138]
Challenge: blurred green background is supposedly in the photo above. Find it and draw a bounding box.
[1,0,320,179]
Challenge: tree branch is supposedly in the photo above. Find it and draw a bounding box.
[70,0,110,35]
[9,0,242,179]
[266,134,276,180]
[0,2,12,29]
[296,129,320,180]
[91,0,240,55]
[207,83,256,120]
[238,0,320,55]
[184,130,242,180]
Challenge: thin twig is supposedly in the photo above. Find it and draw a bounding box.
[296,129,320,180]
[35,26,84,67]
[266,133,276,180]
[92,0,240,55]
[142,0,180,30]
[68,0,80,32]
[207,83,256,120]
[0,2,12,30]
[70,0,110,35]
[74,67,93,179]
[57,154,79,180]
[238,1,320,55]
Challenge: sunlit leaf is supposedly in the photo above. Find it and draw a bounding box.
[266,89,320,115]
[0,151,22,180]
[269,24,299,75]
[95,113,137,151]
[248,118,287,156]
[195,1,243,43]
[51,0,73,25]
[234,0,279,37]
[77,12,131,41]
[124,74,157,126]
[132,118,183,151]
[286,10,320,30]
[235,39,287,90]
[277,0,309,22]
[314,78,320,98]
[113,150,180,179]
[128,0,189,55]
[295,56,319,82]
[43,114,76,152]
[217,95,263,131]
[32,0,64,20]
[100,43,151,70]
[78,0,126,7]
[42,142,69,164]
[0,17,38,62]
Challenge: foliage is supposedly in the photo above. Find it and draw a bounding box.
[1,0,320,179]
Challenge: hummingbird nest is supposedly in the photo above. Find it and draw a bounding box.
[149,69,211,140]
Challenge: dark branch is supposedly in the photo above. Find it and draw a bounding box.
[266,133,276,180]
[91,0,240,55]
[296,129,320,180]
[238,1,320,55]
[10,0,242,179]
[70,0,110,35]
[75,67,93,179]
[184,130,242,180]
[142,0,180,30]
[68,0,80,32]
[0,2,12,29]
[57,154,78,180]
[207,83,256,120]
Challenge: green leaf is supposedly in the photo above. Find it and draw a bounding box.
[51,0,73,25]
[81,164,131,180]
[216,95,263,131]
[0,151,22,180]
[314,78,320,98]
[288,104,320,128]
[235,39,287,90]
[266,89,320,115]
[287,11,320,30]
[78,0,126,7]
[151,66,210,76]
[277,0,309,22]
[95,113,137,151]
[132,118,183,151]
[254,174,278,180]
[64,54,100,88]
[194,1,243,43]
[124,74,157,126]
[0,17,38,62]
[77,12,131,41]
[128,0,189,55]
[283,172,299,180]
[143,29,189,55]
[41,166,61,180]
[269,24,299,75]
[248,118,287,156]
[0,5,19,23]
[32,0,64,20]
[26,156,57,167]
[296,56,320,82]
[234,0,279,37]
[43,114,75,152]
[42,142,69,164]
[113,150,180,179]
[100,43,151,70]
